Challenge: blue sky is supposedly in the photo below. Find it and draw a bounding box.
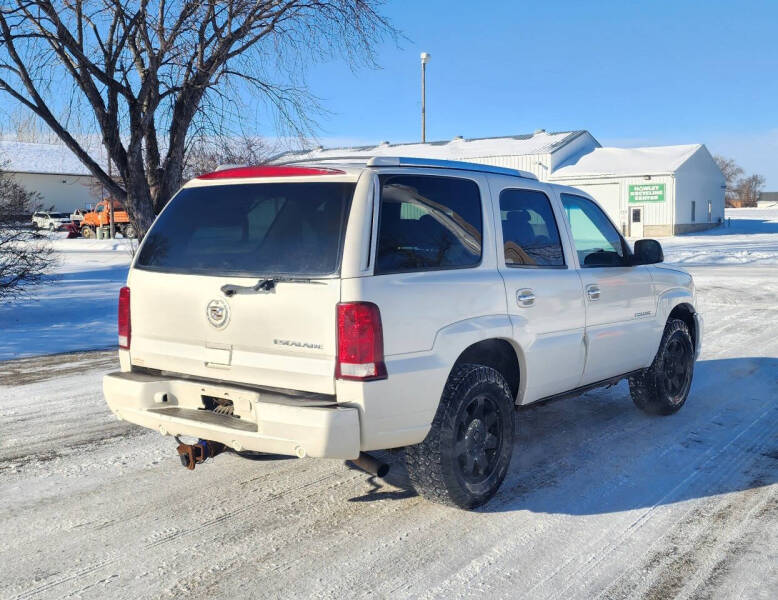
[301,0,778,186]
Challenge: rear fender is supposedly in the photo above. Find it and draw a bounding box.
[335,315,516,451]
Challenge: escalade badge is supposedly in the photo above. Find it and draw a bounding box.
[206,299,230,329]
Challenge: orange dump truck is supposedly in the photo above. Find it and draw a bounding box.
[80,200,137,239]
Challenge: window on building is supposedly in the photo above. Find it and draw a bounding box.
[375,175,482,274]
[499,189,564,267]
[691,201,696,223]
[560,194,626,267]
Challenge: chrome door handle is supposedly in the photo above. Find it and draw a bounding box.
[586,285,601,301]
[516,288,536,307]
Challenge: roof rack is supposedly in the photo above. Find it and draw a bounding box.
[278,155,537,180]
[367,156,537,179]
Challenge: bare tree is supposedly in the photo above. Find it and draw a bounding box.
[182,135,277,181]
[0,165,52,299]
[0,1,393,235]
[713,155,744,208]
[734,173,765,208]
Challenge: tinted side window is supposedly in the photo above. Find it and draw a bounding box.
[375,175,482,274]
[500,189,564,267]
[560,194,626,267]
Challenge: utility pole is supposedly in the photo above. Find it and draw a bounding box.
[108,158,115,239]
[420,52,430,143]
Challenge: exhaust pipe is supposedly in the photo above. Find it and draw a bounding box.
[349,452,390,478]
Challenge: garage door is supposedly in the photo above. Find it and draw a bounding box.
[572,183,621,229]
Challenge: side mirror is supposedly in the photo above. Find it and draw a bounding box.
[632,239,663,265]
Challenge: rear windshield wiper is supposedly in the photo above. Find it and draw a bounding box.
[221,276,325,297]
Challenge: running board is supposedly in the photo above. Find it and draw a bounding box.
[526,369,644,407]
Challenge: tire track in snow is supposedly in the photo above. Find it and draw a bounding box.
[411,363,776,600]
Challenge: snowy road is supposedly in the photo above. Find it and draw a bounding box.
[1,262,776,600]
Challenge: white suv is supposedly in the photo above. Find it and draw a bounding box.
[103,157,702,508]
[31,210,71,230]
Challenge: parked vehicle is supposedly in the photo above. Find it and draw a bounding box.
[103,158,702,508]
[70,208,90,223]
[80,200,136,238]
[31,211,71,231]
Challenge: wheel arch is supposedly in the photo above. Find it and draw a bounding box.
[668,302,698,352]
[451,338,523,403]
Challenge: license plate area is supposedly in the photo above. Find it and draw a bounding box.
[197,384,259,421]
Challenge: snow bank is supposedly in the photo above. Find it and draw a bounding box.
[661,208,778,266]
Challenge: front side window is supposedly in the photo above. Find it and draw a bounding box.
[375,175,482,274]
[500,189,564,267]
[561,194,626,267]
[136,182,355,277]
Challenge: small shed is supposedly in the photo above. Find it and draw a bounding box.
[549,144,725,237]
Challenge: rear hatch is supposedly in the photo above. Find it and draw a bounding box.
[127,172,357,395]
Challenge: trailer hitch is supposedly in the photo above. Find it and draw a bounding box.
[175,438,226,470]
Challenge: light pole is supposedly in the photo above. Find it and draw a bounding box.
[420,52,430,143]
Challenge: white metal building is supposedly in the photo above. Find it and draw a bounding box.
[0,140,102,212]
[550,144,726,236]
[278,130,600,181]
[275,131,725,237]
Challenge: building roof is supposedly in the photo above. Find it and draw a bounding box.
[0,140,105,176]
[550,144,703,179]
[274,130,594,163]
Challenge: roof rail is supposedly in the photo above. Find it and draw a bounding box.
[278,155,537,180]
[366,156,537,179]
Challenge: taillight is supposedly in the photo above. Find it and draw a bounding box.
[336,302,387,381]
[118,286,131,349]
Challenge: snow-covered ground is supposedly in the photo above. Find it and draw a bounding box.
[661,208,778,266]
[0,235,133,360]
[0,210,776,599]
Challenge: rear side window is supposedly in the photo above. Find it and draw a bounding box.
[375,175,482,274]
[499,189,564,267]
[136,182,355,277]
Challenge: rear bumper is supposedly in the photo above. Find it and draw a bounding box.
[103,372,360,459]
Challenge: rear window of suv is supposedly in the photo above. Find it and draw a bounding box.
[135,182,355,277]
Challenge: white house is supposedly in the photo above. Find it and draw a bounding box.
[549,144,726,236]
[274,131,725,237]
[0,140,103,213]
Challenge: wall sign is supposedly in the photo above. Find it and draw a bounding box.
[629,183,665,203]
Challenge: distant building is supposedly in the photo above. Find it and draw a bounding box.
[0,140,104,213]
[275,130,726,237]
[549,144,725,236]
[277,130,599,182]
[757,191,778,208]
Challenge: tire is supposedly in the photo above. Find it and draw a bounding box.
[629,318,695,415]
[48,222,55,231]
[122,224,137,239]
[404,363,515,509]
[81,226,95,239]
